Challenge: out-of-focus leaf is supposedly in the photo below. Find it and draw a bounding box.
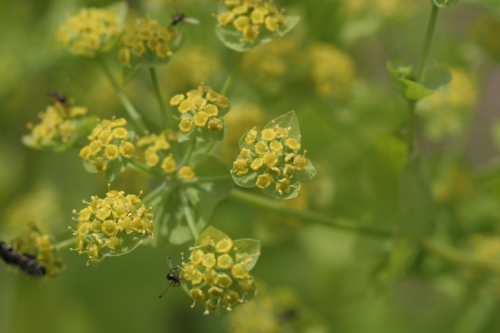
[400,78,434,100]
[104,156,128,182]
[195,225,230,245]
[422,65,452,91]
[398,157,434,241]
[215,16,300,52]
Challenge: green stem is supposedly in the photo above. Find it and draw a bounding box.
[180,139,197,167]
[421,238,500,275]
[227,188,393,237]
[181,190,199,240]
[220,52,243,96]
[55,236,78,251]
[128,159,165,180]
[416,5,439,82]
[407,101,416,156]
[182,175,232,184]
[142,181,168,206]
[149,67,170,129]
[99,57,147,133]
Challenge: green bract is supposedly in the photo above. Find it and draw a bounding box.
[387,59,451,101]
[231,111,316,199]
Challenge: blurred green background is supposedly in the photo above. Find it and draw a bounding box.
[2,0,500,332]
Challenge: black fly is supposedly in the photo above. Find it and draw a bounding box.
[157,255,182,298]
[48,90,70,109]
[0,241,46,278]
[170,0,200,27]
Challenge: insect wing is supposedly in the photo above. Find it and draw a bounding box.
[157,281,173,299]
[183,17,200,25]
[166,255,174,270]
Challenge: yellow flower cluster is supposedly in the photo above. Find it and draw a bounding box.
[170,84,229,134]
[232,123,308,195]
[182,235,257,314]
[79,118,135,173]
[27,101,87,148]
[217,0,286,42]
[137,131,172,168]
[71,189,154,265]
[57,7,122,57]
[472,236,500,265]
[118,16,176,66]
[12,229,65,277]
[307,43,355,100]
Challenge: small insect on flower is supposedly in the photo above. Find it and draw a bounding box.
[158,255,182,298]
[48,90,70,109]
[0,241,46,278]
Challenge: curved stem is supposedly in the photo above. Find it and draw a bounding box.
[180,139,197,167]
[220,52,243,96]
[55,236,78,251]
[416,5,439,82]
[142,181,169,206]
[149,67,170,129]
[182,175,232,184]
[227,188,393,237]
[99,57,147,133]
[181,190,199,240]
[128,159,165,180]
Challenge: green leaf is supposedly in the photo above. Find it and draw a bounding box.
[261,180,301,199]
[398,157,434,241]
[195,226,230,246]
[233,239,261,271]
[215,16,300,52]
[400,78,434,100]
[263,110,300,141]
[431,0,458,8]
[422,65,452,91]
[86,231,149,267]
[294,160,316,183]
[104,156,128,182]
[387,59,416,100]
[82,159,96,173]
[169,225,193,245]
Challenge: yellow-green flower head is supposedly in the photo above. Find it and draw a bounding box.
[170,84,229,135]
[216,0,287,42]
[26,100,88,149]
[417,67,477,141]
[71,187,154,265]
[57,7,122,57]
[79,117,135,173]
[10,227,65,278]
[232,121,309,196]
[306,42,355,100]
[118,15,178,66]
[182,232,259,314]
[136,130,172,167]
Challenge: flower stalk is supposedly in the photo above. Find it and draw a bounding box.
[149,67,170,129]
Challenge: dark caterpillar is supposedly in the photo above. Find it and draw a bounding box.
[0,241,46,278]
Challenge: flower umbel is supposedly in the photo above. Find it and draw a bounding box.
[25,99,88,149]
[216,0,287,43]
[170,84,229,138]
[57,6,122,57]
[70,187,154,265]
[79,118,135,173]
[181,226,260,315]
[118,15,178,67]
